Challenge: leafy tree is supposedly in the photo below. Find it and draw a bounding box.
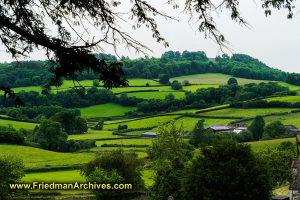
[171,80,183,90]
[258,141,296,188]
[227,77,238,85]
[248,116,265,140]
[74,116,88,134]
[189,119,207,147]
[158,74,170,85]
[94,119,104,130]
[182,80,191,86]
[29,119,68,151]
[0,155,25,199]
[51,110,84,134]
[181,140,273,200]
[149,121,193,200]
[81,150,144,200]
[264,121,287,138]
[93,79,100,87]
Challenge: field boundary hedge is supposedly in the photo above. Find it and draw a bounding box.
[195,105,230,114]
[182,114,243,119]
[0,115,38,124]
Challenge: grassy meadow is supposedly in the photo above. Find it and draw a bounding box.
[0,119,38,130]
[80,103,136,118]
[266,95,300,103]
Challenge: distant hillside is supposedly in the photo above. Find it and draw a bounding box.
[0,51,297,88]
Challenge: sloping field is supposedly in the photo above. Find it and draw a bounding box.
[200,108,296,118]
[103,115,180,130]
[183,84,218,92]
[0,145,94,169]
[266,96,300,103]
[278,82,300,91]
[23,170,85,183]
[80,103,136,118]
[247,137,294,152]
[126,91,185,99]
[170,73,270,85]
[127,78,160,86]
[175,117,235,131]
[260,112,300,128]
[0,119,38,130]
[96,138,154,146]
[68,130,121,140]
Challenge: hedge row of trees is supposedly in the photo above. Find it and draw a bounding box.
[1,51,297,89]
[231,99,300,108]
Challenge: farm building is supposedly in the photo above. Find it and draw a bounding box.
[285,125,300,133]
[140,132,157,138]
[206,124,247,134]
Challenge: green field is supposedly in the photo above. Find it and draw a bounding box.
[0,145,94,169]
[103,115,180,130]
[260,112,300,128]
[200,108,296,118]
[80,103,136,118]
[170,73,270,85]
[0,119,38,130]
[278,82,300,91]
[127,78,160,86]
[266,95,300,103]
[183,84,219,92]
[96,138,154,146]
[23,170,85,183]
[247,137,295,152]
[174,117,236,131]
[68,130,121,140]
[125,91,185,99]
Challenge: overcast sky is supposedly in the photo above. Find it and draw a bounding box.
[1,1,300,73]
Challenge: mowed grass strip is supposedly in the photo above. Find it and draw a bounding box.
[80,103,136,118]
[170,73,271,85]
[0,145,94,169]
[68,130,121,140]
[266,96,300,103]
[200,108,296,118]
[0,119,38,130]
[125,91,185,99]
[103,115,180,130]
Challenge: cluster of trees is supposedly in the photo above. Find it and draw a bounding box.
[0,125,27,145]
[0,51,297,90]
[231,99,300,109]
[28,119,94,152]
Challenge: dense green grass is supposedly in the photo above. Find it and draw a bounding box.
[278,82,300,91]
[103,115,180,130]
[170,73,270,85]
[200,108,296,118]
[0,119,38,130]
[23,170,85,183]
[0,145,94,169]
[68,130,121,140]
[80,103,136,118]
[174,117,235,131]
[183,84,218,92]
[96,139,154,146]
[260,112,300,128]
[266,95,300,103]
[125,91,185,99]
[247,137,295,152]
[127,78,160,86]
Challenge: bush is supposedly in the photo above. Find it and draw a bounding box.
[181,140,273,200]
[81,150,144,199]
[118,124,128,130]
[0,155,25,199]
[171,80,182,90]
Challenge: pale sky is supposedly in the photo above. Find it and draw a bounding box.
[1,1,300,73]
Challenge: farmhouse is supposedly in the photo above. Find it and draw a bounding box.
[285,125,300,133]
[140,132,157,138]
[206,124,247,134]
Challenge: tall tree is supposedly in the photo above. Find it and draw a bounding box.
[248,116,265,140]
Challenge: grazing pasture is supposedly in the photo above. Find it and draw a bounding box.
[125,91,186,99]
[266,96,300,103]
[95,138,154,146]
[170,73,270,85]
[200,108,297,118]
[0,119,38,130]
[183,84,219,92]
[127,78,160,86]
[278,82,300,91]
[80,103,136,118]
[0,145,94,169]
[103,115,180,130]
[259,112,300,128]
[68,130,121,140]
[23,170,85,183]
[246,137,294,152]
